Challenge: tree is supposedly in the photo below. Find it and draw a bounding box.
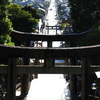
[76,23,100,46]
[0,7,12,36]
[0,0,9,5]
[22,5,40,19]
[7,4,39,32]
[0,2,13,45]
[68,0,100,32]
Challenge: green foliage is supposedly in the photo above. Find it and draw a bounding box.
[0,6,6,19]
[0,3,40,45]
[0,3,13,45]
[0,17,13,36]
[4,42,15,46]
[7,4,39,32]
[0,34,14,46]
[61,23,70,30]
[0,0,9,5]
[6,4,22,17]
[77,23,100,46]
[0,6,13,36]
[22,5,40,19]
[68,0,100,32]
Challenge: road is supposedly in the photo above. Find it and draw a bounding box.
[38,0,63,47]
[27,74,70,100]
[26,1,71,100]
[17,0,71,99]
[46,0,58,26]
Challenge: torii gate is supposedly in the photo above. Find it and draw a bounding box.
[0,29,96,100]
[46,25,61,34]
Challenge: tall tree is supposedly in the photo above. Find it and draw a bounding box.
[22,5,40,19]
[0,1,13,45]
[0,6,12,36]
[77,23,100,46]
[68,0,100,32]
[7,4,39,32]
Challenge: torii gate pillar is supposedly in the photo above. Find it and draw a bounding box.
[82,58,91,100]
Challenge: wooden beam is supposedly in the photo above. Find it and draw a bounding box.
[0,65,100,74]
[16,67,81,74]
[7,58,16,100]
[82,58,91,100]
[1,44,100,58]
[11,29,91,41]
[0,65,7,73]
[90,66,100,74]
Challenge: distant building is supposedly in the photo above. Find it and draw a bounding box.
[45,0,51,2]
